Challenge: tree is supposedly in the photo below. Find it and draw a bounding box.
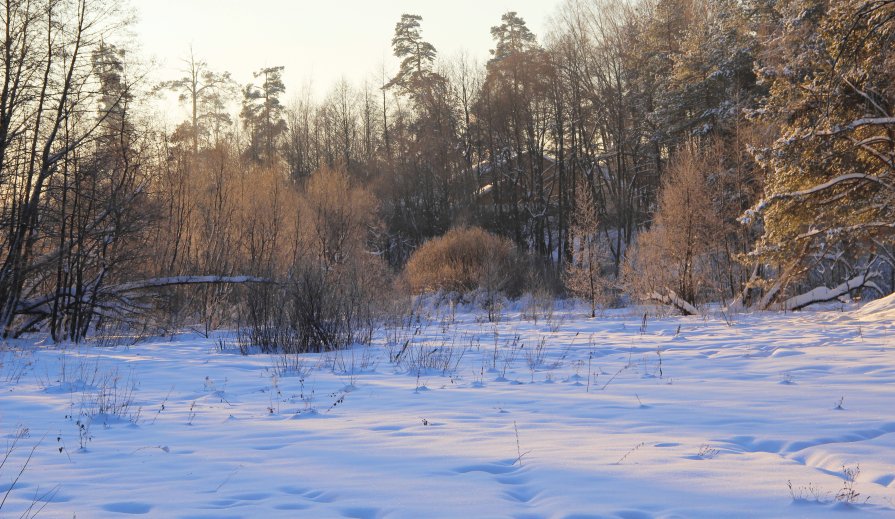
[654,0,760,145]
[0,0,143,339]
[43,40,150,341]
[625,143,728,314]
[241,66,287,165]
[744,0,895,306]
[565,182,609,317]
[382,14,462,251]
[490,11,539,63]
[475,11,554,254]
[385,14,441,97]
[162,49,237,155]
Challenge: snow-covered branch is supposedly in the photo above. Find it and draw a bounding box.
[796,221,895,241]
[648,290,699,316]
[815,116,895,136]
[102,275,275,294]
[743,173,895,223]
[782,271,879,311]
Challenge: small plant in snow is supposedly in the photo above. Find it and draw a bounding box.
[293,378,318,416]
[187,401,198,425]
[834,396,845,410]
[835,465,867,504]
[150,386,174,425]
[1,427,56,518]
[787,465,869,506]
[615,442,647,465]
[601,354,634,391]
[586,351,594,392]
[513,421,531,466]
[267,374,281,414]
[75,417,92,450]
[0,349,31,384]
[524,336,550,374]
[697,444,719,459]
[788,480,829,503]
[273,353,313,378]
[325,390,348,413]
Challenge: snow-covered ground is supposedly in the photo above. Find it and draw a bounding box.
[2,300,895,518]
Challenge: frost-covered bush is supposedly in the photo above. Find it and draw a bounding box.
[404,227,524,298]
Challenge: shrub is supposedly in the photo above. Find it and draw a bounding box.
[240,166,395,353]
[404,227,524,297]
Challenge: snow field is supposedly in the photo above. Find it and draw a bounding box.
[2,303,895,518]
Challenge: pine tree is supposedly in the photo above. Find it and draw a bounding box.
[489,12,538,64]
[162,51,237,154]
[382,14,460,246]
[385,14,442,98]
[241,66,287,165]
[655,0,760,144]
[744,0,895,305]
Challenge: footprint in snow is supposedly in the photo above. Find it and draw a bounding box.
[453,462,518,475]
[277,485,337,503]
[453,460,537,504]
[274,503,312,511]
[340,506,384,519]
[251,443,287,451]
[614,510,655,519]
[873,474,894,487]
[369,425,403,432]
[503,485,541,504]
[230,492,270,501]
[100,502,153,514]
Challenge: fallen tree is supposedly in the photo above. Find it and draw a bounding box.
[781,271,880,311]
[648,289,699,316]
[10,276,276,339]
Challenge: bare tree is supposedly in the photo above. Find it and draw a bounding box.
[565,182,609,317]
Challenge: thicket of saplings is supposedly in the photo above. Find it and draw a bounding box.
[138,164,537,355]
[144,165,579,354]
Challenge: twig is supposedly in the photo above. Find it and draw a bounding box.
[615,442,647,465]
[513,421,531,466]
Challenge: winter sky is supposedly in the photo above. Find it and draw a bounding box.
[133,0,561,115]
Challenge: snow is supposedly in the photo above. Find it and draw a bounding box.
[2,305,895,517]
[855,292,895,320]
[782,272,877,311]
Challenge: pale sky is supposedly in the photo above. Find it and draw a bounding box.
[133,0,562,121]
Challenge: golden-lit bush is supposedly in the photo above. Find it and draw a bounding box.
[404,227,523,296]
[241,166,395,353]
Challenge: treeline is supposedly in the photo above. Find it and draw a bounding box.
[1,0,893,344]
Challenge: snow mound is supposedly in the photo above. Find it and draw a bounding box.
[856,292,895,320]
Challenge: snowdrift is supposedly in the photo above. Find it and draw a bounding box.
[856,292,895,320]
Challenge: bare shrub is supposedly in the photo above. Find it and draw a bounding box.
[240,166,395,353]
[404,227,524,300]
